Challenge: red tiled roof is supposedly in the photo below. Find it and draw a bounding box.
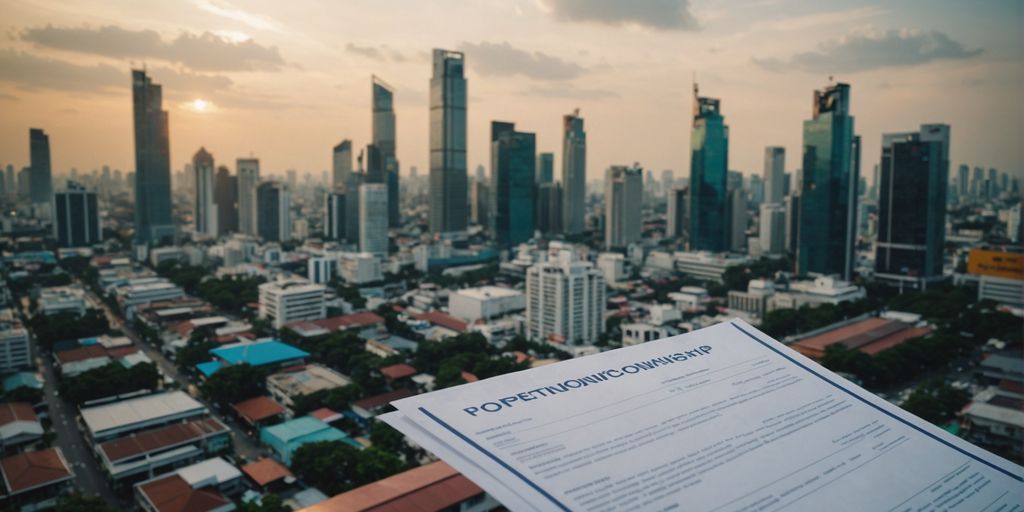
[241,458,293,487]
[301,461,483,512]
[461,371,479,383]
[999,379,1024,394]
[107,346,141,358]
[0,447,72,495]
[792,318,932,360]
[0,402,37,426]
[351,389,416,413]
[310,408,343,423]
[412,312,467,333]
[232,396,286,424]
[287,312,385,334]
[380,363,417,380]
[98,418,228,463]
[55,344,108,364]
[137,474,231,512]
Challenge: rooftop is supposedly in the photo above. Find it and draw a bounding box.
[791,317,932,360]
[411,312,467,333]
[0,447,72,495]
[81,391,205,437]
[136,474,232,512]
[0,402,37,426]
[176,457,242,488]
[301,461,482,512]
[262,416,337,443]
[232,396,286,424]
[452,286,521,300]
[241,458,294,488]
[379,364,417,380]
[267,364,352,397]
[351,389,416,414]
[98,418,228,463]
[286,312,385,335]
[211,340,310,367]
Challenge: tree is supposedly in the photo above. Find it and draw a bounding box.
[59,362,160,406]
[900,379,970,425]
[201,363,268,408]
[291,441,404,496]
[54,494,119,512]
[198,275,266,315]
[239,494,289,512]
[28,310,109,350]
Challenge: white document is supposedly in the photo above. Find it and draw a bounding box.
[389,319,1024,511]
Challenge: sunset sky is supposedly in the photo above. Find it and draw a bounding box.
[1,0,1022,183]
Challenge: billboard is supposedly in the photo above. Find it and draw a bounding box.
[967,249,1024,280]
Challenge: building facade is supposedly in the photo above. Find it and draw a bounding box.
[429,49,468,234]
[372,77,400,227]
[490,121,536,249]
[192,147,217,238]
[257,182,290,242]
[236,158,259,236]
[605,165,643,250]
[132,69,175,247]
[526,254,604,345]
[359,183,389,258]
[688,85,729,252]
[29,128,52,206]
[562,110,587,236]
[259,278,326,329]
[53,181,101,248]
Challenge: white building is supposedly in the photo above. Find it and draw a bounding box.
[766,275,867,312]
[116,281,186,320]
[622,323,668,346]
[258,277,326,329]
[668,286,710,311]
[596,252,626,284]
[37,286,87,316]
[449,286,526,322]
[526,252,605,344]
[604,165,643,250]
[0,310,30,372]
[978,275,1024,308]
[647,304,681,326]
[193,148,218,238]
[81,391,207,442]
[728,279,776,320]
[674,251,751,282]
[759,203,786,255]
[338,252,382,285]
[237,158,260,236]
[307,256,334,284]
[359,183,388,258]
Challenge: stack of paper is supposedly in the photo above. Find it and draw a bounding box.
[385,319,1023,511]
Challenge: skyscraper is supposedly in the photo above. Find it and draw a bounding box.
[215,165,238,235]
[763,147,786,204]
[359,183,388,258]
[536,182,562,235]
[324,190,346,240]
[429,49,468,234]
[28,128,52,206]
[537,152,554,184]
[53,181,100,248]
[132,69,174,246]
[490,121,536,249]
[759,203,786,255]
[728,187,747,252]
[237,158,260,236]
[470,179,489,227]
[372,76,400,227]
[332,140,353,190]
[562,110,586,236]
[604,165,643,250]
[797,82,858,280]
[688,85,729,252]
[526,252,604,344]
[666,187,687,240]
[257,181,290,242]
[875,124,950,289]
[192,147,217,237]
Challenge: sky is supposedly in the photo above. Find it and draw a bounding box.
[1,0,1022,184]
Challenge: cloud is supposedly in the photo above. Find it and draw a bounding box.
[22,25,285,72]
[0,50,231,96]
[524,85,619,100]
[459,41,585,81]
[192,0,285,33]
[754,27,982,73]
[345,43,409,63]
[540,0,698,31]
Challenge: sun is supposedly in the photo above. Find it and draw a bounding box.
[191,98,210,112]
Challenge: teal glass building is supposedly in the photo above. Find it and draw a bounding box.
[688,85,729,252]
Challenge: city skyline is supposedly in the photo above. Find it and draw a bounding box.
[1,1,1022,184]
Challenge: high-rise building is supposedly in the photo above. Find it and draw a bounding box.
[666,187,687,240]
[237,158,259,236]
[132,69,175,246]
[537,153,554,184]
[214,166,238,236]
[257,181,290,242]
[797,82,858,280]
[359,183,388,258]
[562,110,586,236]
[344,172,363,243]
[192,147,217,237]
[956,164,969,203]
[688,85,729,252]
[604,165,643,250]
[332,140,353,190]
[28,128,52,206]
[308,257,334,285]
[53,181,101,248]
[727,187,747,252]
[748,174,764,207]
[4,164,15,200]
[875,124,950,289]
[429,49,468,234]
[759,203,786,255]
[784,194,800,255]
[987,168,999,199]
[763,147,785,204]
[536,182,562,235]
[970,167,984,199]
[324,190,346,241]
[526,252,604,344]
[490,121,536,249]
[470,179,489,227]
[372,77,400,228]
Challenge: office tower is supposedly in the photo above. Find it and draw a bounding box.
[324,191,346,240]
[955,165,968,203]
[429,49,468,234]
[987,168,999,198]
[1008,202,1022,243]
[999,172,1009,196]
[308,256,334,285]
[372,77,400,228]
[536,182,562,235]
[875,124,950,288]
[332,140,353,190]
[365,144,384,184]
[797,83,858,280]
[688,85,729,252]
[526,253,605,344]
[471,179,489,227]
[661,170,674,195]
[666,187,687,239]
[359,183,388,258]
[490,121,536,249]
[604,165,643,250]
[215,165,238,235]
[970,167,984,199]
[17,167,30,198]
[286,169,297,192]
[763,147,785,204]
[784,194,800,255]
[783,172,792,199]
[749,175,764,206]
[475,164,486,183]
[257,181,290,242]
[537,153,554,184]
[53,181,101,248]
[759,203,786,255]
[728,187,747,252]
[28,128,53,206]
[132,69,175,246]
[237,158,260,235]
[344,172,363,243]
[4,165,14,199]
[562,110,586,235]
[192,147,217,237]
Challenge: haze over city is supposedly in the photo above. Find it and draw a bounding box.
[1,0,1022,181]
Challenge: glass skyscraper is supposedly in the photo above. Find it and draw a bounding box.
[537,152,554,184]
[372,76,400,227]
[562,110,586,236]
[490,121,536,249]
[54,181,100,248]
[797,82,858,279]
[28,128,52,206]
[875,124,949,288]
[429,49,468,233]
[132,69,175,246]
[687,85,729,252]
[605,165,643,250]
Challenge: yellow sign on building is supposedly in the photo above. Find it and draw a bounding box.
[967,249,1024,280]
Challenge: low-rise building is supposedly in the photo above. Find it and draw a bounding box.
[789,316,932,360]
[260,416,359,465]
[621,323,668,346]
[337,252,383,285]
[258,277,326,330]
[36,286,88,317]
[667,286,710,312]
[0,448,73,511]
[240,458,294,492]
[727,279,776,320]
[0,402,43,454]
[134,458,239,512]
[448,286,525,322]
[232,396,286,432]
[674,251,751,282]
[199,339,310,378]
[266,365,353,408]
[962,379,1023,463]
[0,310,30,373]
[766,275,866,312]
[117,280,186,320]
[81,391,207,443]
[284,312,385,339]
[597,252,627,283]
[96,417,230,485]
[349,389,416,426]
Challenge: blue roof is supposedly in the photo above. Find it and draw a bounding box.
[79,337,100,346]
[210,340,309,367]
[261,416,334,443]
[196,361,224,377]
[3,372,42,391]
